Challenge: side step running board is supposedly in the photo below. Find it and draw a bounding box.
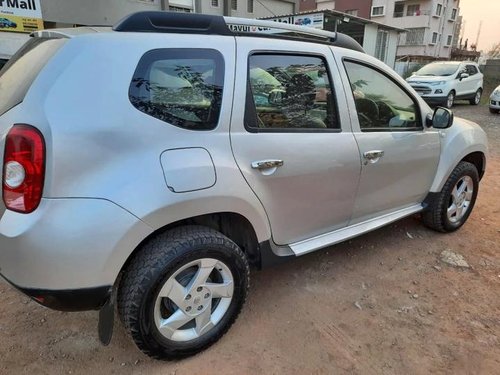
[289,205,423,256]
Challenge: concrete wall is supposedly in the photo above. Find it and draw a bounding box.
[484,59,500,78]
[333,0,372,19]
[0,32,30,59]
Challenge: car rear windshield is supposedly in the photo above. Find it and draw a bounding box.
[414,63,460,77]
[0,37,67,116]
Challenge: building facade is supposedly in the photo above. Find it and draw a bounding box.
[370,0,460,60]
[300,0,373,19]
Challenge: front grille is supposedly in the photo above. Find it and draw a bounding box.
[411,85,432,95]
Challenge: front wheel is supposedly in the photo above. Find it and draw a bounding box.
[445,91,455,109]
[118,226,250,360]
[423,161,479,232]
[470,89,482,105]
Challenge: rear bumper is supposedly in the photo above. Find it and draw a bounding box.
[0,197,152,310]
[1,274,110,311]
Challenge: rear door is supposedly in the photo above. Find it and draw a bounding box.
[337,56,441,223]
[230,38,361,245]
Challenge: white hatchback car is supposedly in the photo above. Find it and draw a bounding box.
[490,85,500,114]
[407,61,483,108]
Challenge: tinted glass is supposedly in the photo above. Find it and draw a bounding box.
[344,61,419,131]
[466,65,478,75]
[246,54,339,130]
[0,38,66,116]
[129,49,224,130]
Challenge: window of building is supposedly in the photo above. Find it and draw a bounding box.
[169,6,191,12]
[231,0,237,11]
[435,3,442,17]
[446,35,453,46]
[247,0,254,13]
[371,6,385,17]
[129,49,225,131]
[375,30,388,63]
[406,4,421,16]
[344,61,419,132]
[211,0,219,7]
[450,8,457,20]
[345,9,358,16]
[245,54,339,131]
[393,2,404,17]
[431,32,438,44]
[404,28,425,45]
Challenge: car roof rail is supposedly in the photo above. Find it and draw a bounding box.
[113,11,364,53]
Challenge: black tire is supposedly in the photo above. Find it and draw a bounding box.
[422,161,479,232]
[118,225,250,360]
[469,89,482,105]
[445,91,455,109]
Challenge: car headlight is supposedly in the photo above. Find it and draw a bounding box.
[430,81,446,86]
[494,89,500,96]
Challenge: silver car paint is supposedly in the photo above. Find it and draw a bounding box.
[0,28,489,292]
[230,37,361,245]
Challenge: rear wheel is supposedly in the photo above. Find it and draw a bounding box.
[118,226,250,360]
[445,91,455,109]
[470,89,482,105]
[423,161,479,232]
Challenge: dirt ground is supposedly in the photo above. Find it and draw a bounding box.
[1,104,499,374]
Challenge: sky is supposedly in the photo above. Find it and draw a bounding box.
[459,0,500,52]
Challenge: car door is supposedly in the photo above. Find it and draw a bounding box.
[230,38,361,246]
[455,64,469,96]
[465,64,481,94]
[337,57,441,224]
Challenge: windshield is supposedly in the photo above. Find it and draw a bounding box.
[415,63,460,77]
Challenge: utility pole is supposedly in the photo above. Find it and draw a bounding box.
[160,0,168,11]
[474,20,482,48]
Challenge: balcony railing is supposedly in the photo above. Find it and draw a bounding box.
[393,10,431,18]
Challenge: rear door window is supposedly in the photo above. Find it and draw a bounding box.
[0,37,67,116]
[129,48,224,130]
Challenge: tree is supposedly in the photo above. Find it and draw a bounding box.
[488,42,500,58]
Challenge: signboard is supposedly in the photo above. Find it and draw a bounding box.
[0,0,43,33]
[265,13,325,30]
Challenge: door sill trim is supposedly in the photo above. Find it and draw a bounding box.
[289,204,423,256]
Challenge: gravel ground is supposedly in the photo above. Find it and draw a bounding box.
[0,104,499,374]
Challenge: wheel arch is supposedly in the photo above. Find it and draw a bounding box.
[117,212,263,285]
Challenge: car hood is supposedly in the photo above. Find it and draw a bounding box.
[490,85,500,98]
[406,75,451,84]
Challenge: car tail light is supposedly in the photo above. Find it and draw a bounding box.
[2,124,45,213]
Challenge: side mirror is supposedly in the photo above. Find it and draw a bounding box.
[429,107,454,129]
[458,72,469,80]
[268,89,286,106]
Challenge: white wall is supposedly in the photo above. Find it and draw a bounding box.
[0,32,30,59]
[363,23,378,56]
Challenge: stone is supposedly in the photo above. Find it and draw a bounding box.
[440,250,470,268]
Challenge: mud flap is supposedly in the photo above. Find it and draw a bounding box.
[98,295,114,346]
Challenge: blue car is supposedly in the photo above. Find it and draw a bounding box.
[0,18,17,28]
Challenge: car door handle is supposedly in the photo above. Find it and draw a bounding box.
[363,150,384,164]
[251,159,284,170]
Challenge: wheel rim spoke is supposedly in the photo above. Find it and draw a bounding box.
[187,259,218,291]
[451,185,459,203]
[158,309,193,339]
[195,303,214,336]
[158,278,186,306]
[448,203,458,218]
[206,281,234,298]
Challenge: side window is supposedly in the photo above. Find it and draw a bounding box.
[466,65,478,76]
[344,60,420,131]
[129,48,224,130]
[245,54,339,130]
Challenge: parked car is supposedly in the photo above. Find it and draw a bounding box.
[406,61,483,109]
[489,85,500,114]
[0,12,488,360]
[0,17,17,28]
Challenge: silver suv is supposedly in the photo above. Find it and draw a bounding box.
[0,12,488,360]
